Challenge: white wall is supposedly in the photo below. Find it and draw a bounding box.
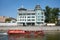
[47,23,55,26]
[0,23,17,26]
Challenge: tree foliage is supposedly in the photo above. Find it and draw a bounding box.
[5,18,11,23]
[45,6,60,23]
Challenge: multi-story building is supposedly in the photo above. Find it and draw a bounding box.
[0,16,16,23]
[17,5,45,26]
[56,12,60,26]
[0,16,9,23]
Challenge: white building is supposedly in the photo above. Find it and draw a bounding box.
[56,12,60,26]
[17,5,45,26]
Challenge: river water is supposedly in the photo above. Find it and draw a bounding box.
[0,33,60,40]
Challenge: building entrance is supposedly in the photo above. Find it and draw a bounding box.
[23,23,26,26]
[27,23,35,26]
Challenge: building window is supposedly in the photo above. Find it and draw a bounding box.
[37,22,43,24]
[37,22,40,24]
[27,13,31,15]
[12,21,15,23]
[20,19,24,21]
[38,13,40,15]
[28,19,31,21]
[20,19,22,21]
[32,19,35,21]
[23,13,26,15]
[38,16,40,18]
[17,22,23,24]
[25,16,26,18]
[41,16,43,18]
[41,12,44,15]
[28,16,30,18]
[32,13,35,15]
[19,14,22,15]
[25,19,26,21]
[17,22,20,24]
[32,16,35,18]
[20,16,24,18]
[41,19,43,21]
[19,13,26,15]
[38,19,40,21]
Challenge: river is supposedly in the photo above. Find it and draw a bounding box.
[0,32,60,40]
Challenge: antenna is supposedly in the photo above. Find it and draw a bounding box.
[36,0,40,5]
[21,5,24,8]
[21,0,24,8]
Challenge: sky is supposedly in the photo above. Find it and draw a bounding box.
[0,0,60,18]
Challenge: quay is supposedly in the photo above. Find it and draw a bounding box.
[0,26,60,40]
[0,26,60,33]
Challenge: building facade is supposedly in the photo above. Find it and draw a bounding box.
[0,16,16,23]
[17,5,45,26]
[0,16,9,23]
[56,12,60,26]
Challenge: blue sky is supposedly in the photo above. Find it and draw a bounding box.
[0,0,60,18]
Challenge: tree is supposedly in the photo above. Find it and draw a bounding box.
[52,8,59,23]
[45,6,60,23]
[45,6,52,23]
[5,18,11,23]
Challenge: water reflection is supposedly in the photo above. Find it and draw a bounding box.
[0,35,45,40]
[46,33,60,40]
[8,34,45,40]
[0,33,60,40]
[0,35,8,40]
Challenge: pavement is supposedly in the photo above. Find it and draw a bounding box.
[0,26,60,31]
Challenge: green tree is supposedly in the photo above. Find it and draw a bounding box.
[45,6,52,23]
[52,8,59,23]
[5,18,11,23]
[45,6,60,23]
